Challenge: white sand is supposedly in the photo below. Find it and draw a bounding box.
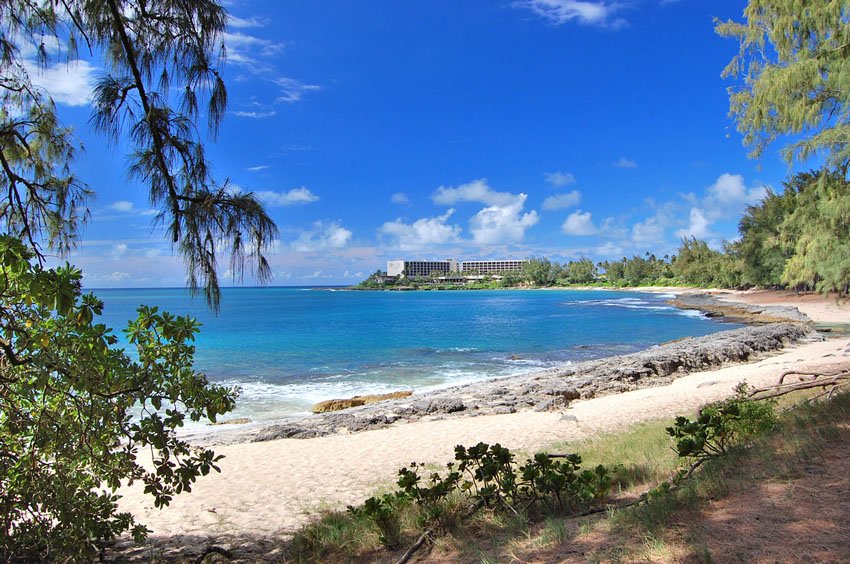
[710,289,850,324]
[118,335,850,543]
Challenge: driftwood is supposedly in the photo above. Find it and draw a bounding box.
[747,368,850,401]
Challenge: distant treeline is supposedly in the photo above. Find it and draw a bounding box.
[361,170,849,295]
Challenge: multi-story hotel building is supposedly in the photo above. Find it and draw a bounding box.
[386,259,458,278]
[460,260,526,275]
[386,258,526,278]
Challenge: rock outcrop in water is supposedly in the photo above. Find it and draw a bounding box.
[226,322,818,443]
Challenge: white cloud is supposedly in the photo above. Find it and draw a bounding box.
[224,31,285,59]
[705,173,768,211]
[632,216,665,244]
[275,77,321,103]
[25,59,97,106]
[380,209,462,251]
[391,192,409,204]
[228,15,269,29]
[514,0,623,27]
[109,272,130,282]
[292,221,352,252]
[542,190,582,211]
[109,201,135,213]
[233,110,276,119]
[676,207,712,239]
[256,187,319,206]
[432,178,516,207]
[469,194,539,244]
[111,244,128,258]
[105,201,157,216]
[596,241,625,257]
[614,157,637,169]
[561,210,598,235]
[544,171,576,187]
[246,165,269,172]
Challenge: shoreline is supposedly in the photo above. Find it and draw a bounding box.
[117,332,850,558]
[188,289,814,445]
[113,290,850,557]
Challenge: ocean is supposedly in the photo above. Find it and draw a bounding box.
[92,287,738,422]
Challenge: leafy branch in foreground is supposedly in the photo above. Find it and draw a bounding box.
[0,236,238,560]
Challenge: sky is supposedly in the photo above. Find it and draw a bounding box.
[30,0,798,287]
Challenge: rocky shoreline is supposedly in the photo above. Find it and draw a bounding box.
[209,303,818,444]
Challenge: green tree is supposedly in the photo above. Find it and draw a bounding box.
[1,0,277,310]
[599,259,625,284]
[781,171,850,296]
[0,0,277,557]
[521,257,556,286]
[672,238,741,287]
[735,175,805,287]
[717,1,850,172]
[564,258,597,284]
[0,236,237,559]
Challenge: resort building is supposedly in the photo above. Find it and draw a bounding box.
[460,259,526,275]
[386,258,526,279]
[386,259,458,278]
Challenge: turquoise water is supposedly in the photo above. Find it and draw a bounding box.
[92,287,738,421]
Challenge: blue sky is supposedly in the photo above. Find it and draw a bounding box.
[34,0,794,287]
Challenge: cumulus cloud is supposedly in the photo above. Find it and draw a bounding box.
[544,171,576,187]
[705,173,768,211]
[256,187,319,206]
[432,178,516,207]
[25,59,97,106]
[614,157,637,169]
[380,209,462,251]
[676,207,712,239]
[561,210,598,235]
[292,221,352,252]
[514,0,625,28]
[631,216,665,245]
[542,190,581,211]
[391,192,409,204]
[469,194,539,244]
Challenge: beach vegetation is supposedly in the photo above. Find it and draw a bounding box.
[0,236,237,560]
[1,0,275,558]
[284,390,828,562]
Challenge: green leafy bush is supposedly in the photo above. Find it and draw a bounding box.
[666,389,776,462]
[0,237,237,560]
[348,494,403,548]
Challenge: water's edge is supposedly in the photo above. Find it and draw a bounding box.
[195,294,816,446]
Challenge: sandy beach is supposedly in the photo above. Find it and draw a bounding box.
[117,291,850,555]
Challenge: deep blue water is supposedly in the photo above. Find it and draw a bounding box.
[92,287,738,421]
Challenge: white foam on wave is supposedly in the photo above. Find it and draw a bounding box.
[570,297,707,319]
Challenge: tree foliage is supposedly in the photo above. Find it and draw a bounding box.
[717,1,850,171]
[0,0,278,310]
[0,236,237,559]
[781,170,850,295]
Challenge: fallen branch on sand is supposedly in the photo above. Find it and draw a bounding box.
[746,368,850,401]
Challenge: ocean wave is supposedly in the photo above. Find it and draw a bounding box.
[569,297,706,319]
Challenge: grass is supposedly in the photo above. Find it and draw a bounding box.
[282,389,850,563]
